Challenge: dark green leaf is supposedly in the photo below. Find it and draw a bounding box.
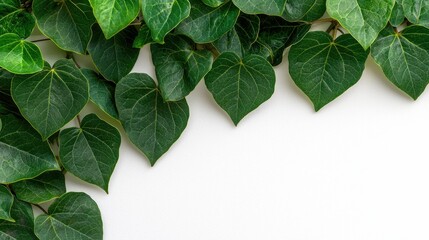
[202,0,226,7]
[390,0,405,27]
[151,34,213,101]
[0,200,37,240]
[283,0,326,22]
[0,33,43,74]
[11,60,89,140]
[289,32,369,111]
[142,0,191,42]
[402,0,429,27]
[0,69,19,116]
[35,192,103,240]
[232,0,286,16]
[11,171,66,204]
[133,24,155,48]
[175,0,240,43]
[205,52,276,125]
[0,185,13,222]
[115,73,189,165]
[371,25,429,99]
[89,0,139,39]
[0,114,59,184]
[0,0,35,38]
[88,25,140,83]
[82,69,119,120]
[33,0,96,54]
[59,114,121,192]
[327,0,395,49]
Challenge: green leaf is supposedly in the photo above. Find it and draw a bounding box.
[115,73,189,165]
[88,25,140,83]
[283,0,326,22]
[390,0,405,27]
[175,0,240,43]
[33,0,96,54]
[371,25,429,100]
[327,0,395,49]
[0,114,59,184]
[0,200,37,240]
[0,69,19,116]
[0,185,13,222]
[82,69,119,120]
[402,0,429,27]
[0,33,43,74]
[89,0,139,39]
[288,32,369,111]
[151,34,213,101]
[133,24,155,48]
[35,192,103,240]
[142,0,191,43]
[11,171,66,204]
[232,0,286,16]
[59,114,121,192]
[204,52,276,125]
[11,59,89,140]
[202,0,226,7]
[0,0,35,38]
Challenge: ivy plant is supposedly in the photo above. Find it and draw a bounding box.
[1,0,429,238]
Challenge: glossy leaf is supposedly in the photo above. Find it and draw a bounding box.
[232,0,286,16]
[11,60,89,140]
[133,24,155,48]
[11,171,66,204]
[116,73,190,165]
[176,0,240,43]
[205,52,276,125]
[0,33,43,74]
[33,0,96,54]
[0,114,59,184]
[35,192,103,240]
[0,200,37,240]
[402,0,429,27]
[151,34,213,101]
[202,0,226,7]
[327,0,395,49]
[0,0,35,38]
[88,25,140,83]
[283,0,326,22]
[0,185,13,222]
[59,114,121,192]
[142,0,191,42]
[371,25,429,100]
[390,0,405,27]
[89,0,139,39]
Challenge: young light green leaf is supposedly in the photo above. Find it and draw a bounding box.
[283,0,326,22]
[35,192,103,240]
[0,34,43,74]
[390,0,405,27]
[115,73,190,166]
[151,34,213,101]
[0,0,35,38]
[289,32,369,111]
[142,0,191,43]
[0,200,37,240]
[88,25,140,83]
[59,114,121,192]
[205,52,276,125]
[82,69,119,120]
[371,25,429,100]
[175,0,240,43]
[33,0,96,54]
[89,0,139,39]
[133,24,155,48]
[11,171,66,204]
[402,0,429,27]
[327,0,395,49]
[202,0,226,7]
[232,0,286,16]
[11,60,89,140]
[0,114,59,184]
[0,185,13,222]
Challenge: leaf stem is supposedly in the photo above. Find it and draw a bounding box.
[66,52,81,68]
[31,38,51,43]
[34,204,48,214]
[76,114,82,127]
[313,18,335,24]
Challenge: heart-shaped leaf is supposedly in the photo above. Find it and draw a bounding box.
[33,0,96,54]
[59,114,121,192]
[0,185,13,222]
[0,114,59,184]
[371,25,429,100]
[35,192,103,240]
[327,0,395,49]
[11,59,89,140]
[205,52,276,125]
[232,0,286,16]
[402,0,429,27]
[283,0,326,22]
[0,0,35,38]
[289,32,369,111]
[0,200,37,240]
[115,73,190,166]
[390,0,405,27]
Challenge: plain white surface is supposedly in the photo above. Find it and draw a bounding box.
[36,38,429,240]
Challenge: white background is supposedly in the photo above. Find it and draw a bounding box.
[36,36,429,240]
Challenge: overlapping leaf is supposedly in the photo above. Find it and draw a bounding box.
[232,0,286,16]
[283,0,326,22]
[390,0,405,26]
[402,0,429,27]
[0,185,13,221]
[0,0,35,38]
[202,0,226,7]
[0,200,37,240]
[0,69,19,116]
[133,24,155,48]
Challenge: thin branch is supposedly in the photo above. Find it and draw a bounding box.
[31,38,51,43]
[34,204,48,214]
[66,52,81,68]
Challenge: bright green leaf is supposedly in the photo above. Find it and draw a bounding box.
[0,185,13,222]
[202,0,226,7]
[11,59,89,140]
[283,0,326,22]
[0,200,37,240]
[59,114,121,192]
[205,52,276,125]
[232,0,286,16]
[115,73,189,166]
[402,0,429,27]
[35,192,103,240]
[0,0,35,38]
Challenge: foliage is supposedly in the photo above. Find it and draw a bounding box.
[1,0,428,238]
